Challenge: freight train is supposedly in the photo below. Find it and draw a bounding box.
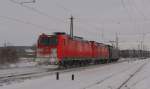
[36,32,119,67]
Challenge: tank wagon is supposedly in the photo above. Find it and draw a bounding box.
[36,32,119,67]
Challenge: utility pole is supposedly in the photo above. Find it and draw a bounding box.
[70,16,74,38]
[101,29,104,43]
[116,33,119,49]
[4,41,7,47]
[142,33,145,50]
[141,33,145,58]
[109,33,119,49]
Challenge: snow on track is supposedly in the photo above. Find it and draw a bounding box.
[0,58,149,89]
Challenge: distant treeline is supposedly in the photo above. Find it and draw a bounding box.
[0,45,36,64]
[120,49,150,58]
[0,46,18,64]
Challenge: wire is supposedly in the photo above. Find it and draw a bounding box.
[55,1,72,15]
[121,0,126,8]
[9,0,65,23]
[7,0,104,36]
[0,15,56,31]
[132,0,148,20]
[49,0,104,32]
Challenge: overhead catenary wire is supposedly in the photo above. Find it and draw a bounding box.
[55,1,73,15]
[7,0,104,37]
[0,15,101,42]
[52,0,150,49]
[121,0,126,8]
[0,15,56,31]
[48,0,106,42]
[7,0,150,31]
[9,0,120,43]
[47,0,105,34]
[7,0,150,46]
[120,0,142,42]
[131,0,150,50]
[9,0,65,23]
[132,0,149,20]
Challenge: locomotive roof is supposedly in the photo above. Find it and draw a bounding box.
[40,32,112,47]
[54,32,66,35]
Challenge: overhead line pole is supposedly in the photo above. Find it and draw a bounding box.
[116,33,119,49]
[70,16,74,38]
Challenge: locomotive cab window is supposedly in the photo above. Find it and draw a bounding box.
[39,36,57,46]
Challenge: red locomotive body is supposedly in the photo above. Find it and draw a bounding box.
[36,32,114,66]
[62,37,93,60]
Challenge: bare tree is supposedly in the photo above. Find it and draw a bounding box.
[0,46,19,64]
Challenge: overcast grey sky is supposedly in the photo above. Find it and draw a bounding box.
[0,0,150,49]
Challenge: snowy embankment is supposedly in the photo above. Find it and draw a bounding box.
[0,58,149,89]
[0,61,49,78]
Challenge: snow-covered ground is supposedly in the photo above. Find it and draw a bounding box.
[121,59,150,89]
[0,56,58,77]
[0,58,137,78]
[0,58,149,89]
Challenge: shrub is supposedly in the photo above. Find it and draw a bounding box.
[0,46,18,64]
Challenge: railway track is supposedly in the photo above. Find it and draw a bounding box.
[0,59,138,86]
[81,60,141,89]
[116,60,149,89]
[79,59,148,89]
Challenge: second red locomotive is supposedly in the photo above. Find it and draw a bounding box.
[36,32,119,67]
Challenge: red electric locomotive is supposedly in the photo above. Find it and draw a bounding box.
[36,32,118,67]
